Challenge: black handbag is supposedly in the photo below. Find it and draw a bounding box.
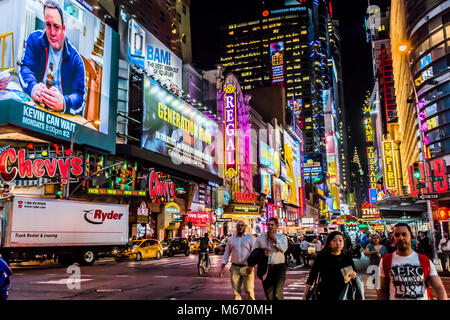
[305,273,320,300]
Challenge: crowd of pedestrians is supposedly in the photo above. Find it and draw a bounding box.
[218,220,448,301]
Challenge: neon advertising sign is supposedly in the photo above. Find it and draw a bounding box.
[383,139,400,194]
[0,147,83,184]
[224,83,238,179]
[148,170,176,201]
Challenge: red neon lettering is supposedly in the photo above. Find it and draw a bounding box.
[70,157,83,176]
[0,148,17,182]
[434,160,448,193]
[44,158,58,177]
[149,171,156,198]
[18,149,33,178]
[33,159,45,178]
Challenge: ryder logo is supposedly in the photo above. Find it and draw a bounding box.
[84,209,124,225]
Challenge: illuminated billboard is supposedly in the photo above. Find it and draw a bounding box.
[119,12,182,92]
[270,42,285,86]
[0,0,118,153]
[283,131,301,206]
[303,153,323,184]
[141,76,218,175]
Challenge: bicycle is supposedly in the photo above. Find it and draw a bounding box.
[198,250,210,276]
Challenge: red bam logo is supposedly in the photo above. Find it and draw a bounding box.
[84,209,124,225]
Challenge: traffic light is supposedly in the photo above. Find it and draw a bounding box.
[56,183,64,199]
[413,162,421,179]
[438,208,450,219]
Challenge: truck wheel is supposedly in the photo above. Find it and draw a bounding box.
[156,251,161,260]
[58,254,74,266]
[185,249,190,256]
[168,249,174,257]
[78,250,96,266]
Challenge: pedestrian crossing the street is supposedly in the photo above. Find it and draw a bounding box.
[125,254,224,267]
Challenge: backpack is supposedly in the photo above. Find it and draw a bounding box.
[382,252,433,300]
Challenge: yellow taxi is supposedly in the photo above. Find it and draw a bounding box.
[115,239,163,261]
[190,238,220,254]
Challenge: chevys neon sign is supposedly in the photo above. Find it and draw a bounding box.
[408,159,448,195]
[0,148,83,184]
[148,170,176,200]
[224,84,238,179]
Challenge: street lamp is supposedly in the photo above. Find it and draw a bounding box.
[397,43,438,260]
[65,119,100,199]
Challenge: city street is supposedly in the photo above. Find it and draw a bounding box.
[9,254,450,300]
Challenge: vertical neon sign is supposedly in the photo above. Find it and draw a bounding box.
[224,84,238,179]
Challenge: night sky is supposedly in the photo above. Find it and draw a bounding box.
[190,0,373,176]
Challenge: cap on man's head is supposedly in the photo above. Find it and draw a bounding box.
[44,0,65,26]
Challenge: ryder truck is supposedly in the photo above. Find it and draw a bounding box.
[0,196,129,266]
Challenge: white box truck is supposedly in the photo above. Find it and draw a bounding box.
[0,196,129,266]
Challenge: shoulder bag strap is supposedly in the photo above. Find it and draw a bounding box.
[418,253,433,300]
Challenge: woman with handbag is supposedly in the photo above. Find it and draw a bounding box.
[303,231,357,300]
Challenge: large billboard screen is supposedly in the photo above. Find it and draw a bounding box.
[142,76,218,175]
[270,42,285,86]
[0,0,118,153]
[119,13,182,91]
[283,131,301,206]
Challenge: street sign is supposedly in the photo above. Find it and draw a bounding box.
[418,193,440,200]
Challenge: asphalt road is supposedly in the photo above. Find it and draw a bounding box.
[8,254,450,300]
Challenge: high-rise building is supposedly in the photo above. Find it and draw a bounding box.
[116,0,192,63]
[219,0,334,155]
[218,0,349,214]
[391,0,449,194]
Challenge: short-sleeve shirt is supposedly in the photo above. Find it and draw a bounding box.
[378,251,437,300]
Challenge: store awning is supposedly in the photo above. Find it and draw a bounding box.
[372,195,427,221]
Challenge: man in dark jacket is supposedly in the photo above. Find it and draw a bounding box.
[19,0,86,116]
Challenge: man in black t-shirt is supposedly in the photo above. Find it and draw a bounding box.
[198,233,212,268]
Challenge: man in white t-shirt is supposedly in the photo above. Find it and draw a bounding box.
[377,223,447,300]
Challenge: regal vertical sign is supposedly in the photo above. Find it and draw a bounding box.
[224,84,238,179]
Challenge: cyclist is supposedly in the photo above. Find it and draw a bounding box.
[198,233,212,269]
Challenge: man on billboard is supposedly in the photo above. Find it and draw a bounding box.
[19,0,86,116]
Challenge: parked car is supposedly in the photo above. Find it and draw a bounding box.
[161,237,191,257]
[214,238,228,255]
[115,239,162,261]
